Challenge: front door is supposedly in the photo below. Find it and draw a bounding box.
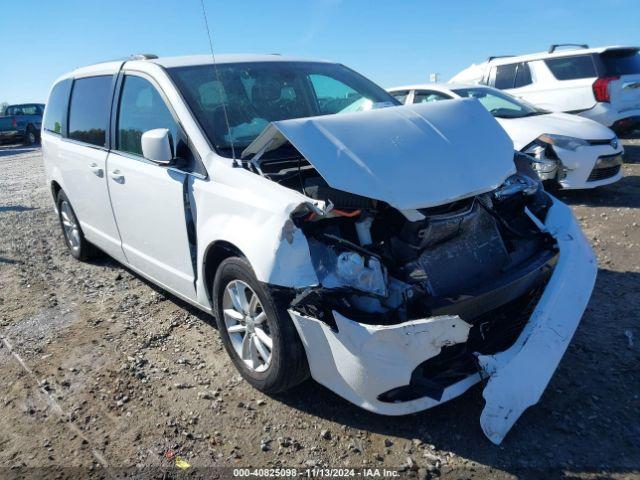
[106,73,196,300]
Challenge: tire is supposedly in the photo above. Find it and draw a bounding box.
[213,257,309,393]
[24,126,37,146]
[56,190,99,261]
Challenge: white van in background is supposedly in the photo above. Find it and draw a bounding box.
[450,44,640,134]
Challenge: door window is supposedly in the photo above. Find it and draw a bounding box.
[68,76,112,147]
[413,91,452,103]
[117,75,178,156]
[544,55,597,80]
[514,63,533,88]
[44,81,72,134]
[492,64,518,89]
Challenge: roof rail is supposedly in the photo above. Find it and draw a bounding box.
[130,53,158,60]
[487,55,514,62]
[548,44,589,53]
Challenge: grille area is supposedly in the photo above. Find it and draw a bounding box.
[587,165,621,182]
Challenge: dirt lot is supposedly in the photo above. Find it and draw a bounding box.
[0,140,639,480]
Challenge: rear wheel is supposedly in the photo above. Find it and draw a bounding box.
[56,190,99,261]
[213,257,309,393]
[24,126,37,146]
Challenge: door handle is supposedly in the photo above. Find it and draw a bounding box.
[89,163,103,178]
[110,169,125,183]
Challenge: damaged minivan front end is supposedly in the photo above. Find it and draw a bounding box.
[239,99,597,444]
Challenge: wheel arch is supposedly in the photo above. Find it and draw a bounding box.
[202,240,247,308]
[51,180,62,204]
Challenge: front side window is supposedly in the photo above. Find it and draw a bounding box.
[68,76,112,146]
[117,75,178,156]
[413,91,452,103]
[492,64,518,89]
[452,87,546,118]
[167,62,399,156]
[544,55,597,80]
[44,80,71,134]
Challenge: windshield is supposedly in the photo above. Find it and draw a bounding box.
[168,61,398,156]
[452,87,547,118]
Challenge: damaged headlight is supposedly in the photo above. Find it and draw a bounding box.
[336,252,387,297]
[523,138,561,181]
[494,173,539,200]
[309,238,388,297]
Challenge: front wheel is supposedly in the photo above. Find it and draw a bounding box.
[213,257,309,393]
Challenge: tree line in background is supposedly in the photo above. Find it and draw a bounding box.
[0,102,8,115]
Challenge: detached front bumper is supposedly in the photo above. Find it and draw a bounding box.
[289,198,597,443]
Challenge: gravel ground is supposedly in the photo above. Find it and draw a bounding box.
[0,141,638,479]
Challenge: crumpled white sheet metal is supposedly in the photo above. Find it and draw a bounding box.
[477,197,598,444]
[288,197,597,443]
[243,99,515,211]
[289,310,477,415]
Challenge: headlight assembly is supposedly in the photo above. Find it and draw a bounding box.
[335,251,387,296]
[537,134,588,151]
[309,239,388,297]
[523,138,562,181]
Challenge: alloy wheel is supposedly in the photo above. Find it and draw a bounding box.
[60,201,81,252]
[222,280,273,373]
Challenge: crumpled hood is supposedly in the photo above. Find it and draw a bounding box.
[497,112,616,151]
[243,99,515,210]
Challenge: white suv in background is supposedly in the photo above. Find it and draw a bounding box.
[450,44,640,134]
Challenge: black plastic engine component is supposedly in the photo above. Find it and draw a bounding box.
[303,177,373,209]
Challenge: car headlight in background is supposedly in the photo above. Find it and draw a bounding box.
[537,134,589,151]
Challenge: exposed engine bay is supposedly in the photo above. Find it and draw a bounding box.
[241,145,556,329]
[232,101,597,444]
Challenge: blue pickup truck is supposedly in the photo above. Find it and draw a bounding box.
[0,103,45,145]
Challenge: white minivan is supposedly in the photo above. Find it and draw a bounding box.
[451,45,640,134]
[42,54,597,444]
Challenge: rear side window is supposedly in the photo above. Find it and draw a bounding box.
[44,80,72,135]
[68,76,113,147]
[116,75,178,156]
[600,50,640,75]
[492,64,517,89]
[544,55,596,80]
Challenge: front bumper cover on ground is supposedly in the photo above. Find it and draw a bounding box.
[289,198,597,444]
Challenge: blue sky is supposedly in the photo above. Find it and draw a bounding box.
[2,0,639,103]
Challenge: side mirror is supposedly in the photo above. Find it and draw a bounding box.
[141,128,173,165]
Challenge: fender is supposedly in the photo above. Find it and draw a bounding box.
[193,159,320,307]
